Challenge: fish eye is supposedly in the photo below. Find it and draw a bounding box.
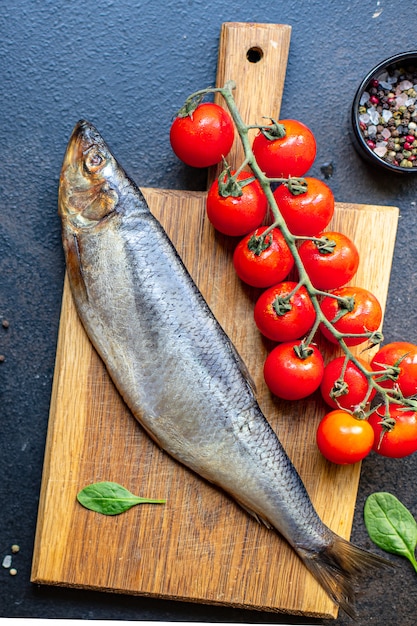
[84,148,106,173]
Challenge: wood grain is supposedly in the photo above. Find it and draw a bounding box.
[209,22,292,184]
[31,22,399,619]
[31,189,399,618]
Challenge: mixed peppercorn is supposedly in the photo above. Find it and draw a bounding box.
[358,63,417,168]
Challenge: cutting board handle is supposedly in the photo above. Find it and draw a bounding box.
[209,22,292,185]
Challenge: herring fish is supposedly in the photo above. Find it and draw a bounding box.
[58,120,389,617]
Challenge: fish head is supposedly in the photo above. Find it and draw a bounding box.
[58,120,121,227]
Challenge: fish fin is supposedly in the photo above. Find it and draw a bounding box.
[297,532,393,618]
[237,501,274,529]
[229,342,257,395]
[63,232,89,302]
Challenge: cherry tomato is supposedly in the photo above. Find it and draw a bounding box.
[370,341,417,397]
[368,405,417,458]
[206,170,267,236]
[298,231,360,291]
[319,286,382,346]
[263,341,324,400]
[273,177,334,236]
[320,356,376,411]
[252,119,316,178]
[254,281,316,342]
[316,410,374,465]
[233,226,294,288]
[170,103,234,168]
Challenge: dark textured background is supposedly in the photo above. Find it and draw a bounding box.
[1,1,417,624]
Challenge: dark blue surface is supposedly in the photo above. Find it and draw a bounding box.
[1,2,417,624]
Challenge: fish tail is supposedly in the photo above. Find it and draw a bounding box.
[297,532,392,618]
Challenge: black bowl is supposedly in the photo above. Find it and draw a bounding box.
[351,51,417,174]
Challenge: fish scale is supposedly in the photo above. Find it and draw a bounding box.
[58,119,391,618]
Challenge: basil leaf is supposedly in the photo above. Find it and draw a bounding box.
[364,492,417,573]
[77,481,166,515]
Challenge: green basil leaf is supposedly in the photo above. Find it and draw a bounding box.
[364,492,417,572]
[77,481,166,515]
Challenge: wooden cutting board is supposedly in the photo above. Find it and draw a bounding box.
[31,23,400,619]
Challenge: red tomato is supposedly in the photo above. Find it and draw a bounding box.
[273,177,334,236]
[170,103,234,168]
[298,231,360,291]
[233,226,294,288]
[319,286,382,346]
[263,341,324,400]
[368,405,417,458]
[252,119,316,178]
[206,170,267,236]
[320,356,376,411]
[254,281,316,342]
[316,410,374,464]
[370,341,417,397]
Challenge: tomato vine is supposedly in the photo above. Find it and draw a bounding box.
[172,81,417,462]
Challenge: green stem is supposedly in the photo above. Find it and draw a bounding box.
[304,314,322,347]
[339,353,351,380]
[232,156,251,178]
[409,553,417,574]
[284,280,305,301]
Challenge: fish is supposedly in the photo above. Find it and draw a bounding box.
[58,120,390,617]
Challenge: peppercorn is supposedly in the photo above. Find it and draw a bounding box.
[357,62,417,167]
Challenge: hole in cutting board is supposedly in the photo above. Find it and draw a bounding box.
[246,47,263,63]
